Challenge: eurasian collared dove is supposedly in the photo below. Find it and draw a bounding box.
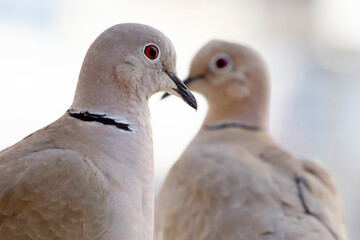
[0,23,197,240]
[155,40,348,240]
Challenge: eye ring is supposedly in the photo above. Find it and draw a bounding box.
[142,43,161,63]
[209,53,233,73]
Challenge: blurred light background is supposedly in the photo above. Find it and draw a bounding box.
[0,0,359,238]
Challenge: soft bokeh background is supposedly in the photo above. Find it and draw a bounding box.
[0,0,359,238]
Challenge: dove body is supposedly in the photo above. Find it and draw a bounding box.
[0,23,196,240]
[155,40,348,240]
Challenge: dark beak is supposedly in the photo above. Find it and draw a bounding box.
[165,71,197,110]
[183,76,197,86]
[161,76,200,100]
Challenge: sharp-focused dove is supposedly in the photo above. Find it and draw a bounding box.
[155,40,348,240]
[0,23,197,240]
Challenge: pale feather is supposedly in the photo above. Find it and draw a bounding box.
[155,129,347,240]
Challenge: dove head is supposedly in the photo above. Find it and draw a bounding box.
[185,40,269,129]
[72,23,197,116]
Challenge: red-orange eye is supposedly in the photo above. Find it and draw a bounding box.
[216,58,228,69]
[209,53,232,73]
[144,44,159,60]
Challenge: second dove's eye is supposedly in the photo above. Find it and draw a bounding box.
[144,44,159,60]
[209,53,233,73]
[216,58,228,69]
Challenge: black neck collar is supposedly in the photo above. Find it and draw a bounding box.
[67,109,133,132]
[205,122,262,131]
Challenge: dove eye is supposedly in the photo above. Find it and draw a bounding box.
[143,43,160,62]
[216,58,228,69]
[209,53,233,73]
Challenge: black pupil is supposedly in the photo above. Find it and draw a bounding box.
[216,58,227,68]
[148,47,157,58]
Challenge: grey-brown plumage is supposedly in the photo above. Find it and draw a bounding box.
[155,40,348,240]
[0,23,196,240]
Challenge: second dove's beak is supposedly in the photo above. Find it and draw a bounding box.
[165,72,197,110]
[161,76,198,100]
[183,76,197,86]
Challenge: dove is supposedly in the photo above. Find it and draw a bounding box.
[155,40,348,240]
[0,23,197,240]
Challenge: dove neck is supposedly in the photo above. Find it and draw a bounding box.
[71,77,150,132]
[204,96,268,130]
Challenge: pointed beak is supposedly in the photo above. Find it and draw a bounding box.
[165,71,197,110]
[161,76,200,100]
[183,76,197,86]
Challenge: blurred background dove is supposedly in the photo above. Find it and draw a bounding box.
[0,0,359,239]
